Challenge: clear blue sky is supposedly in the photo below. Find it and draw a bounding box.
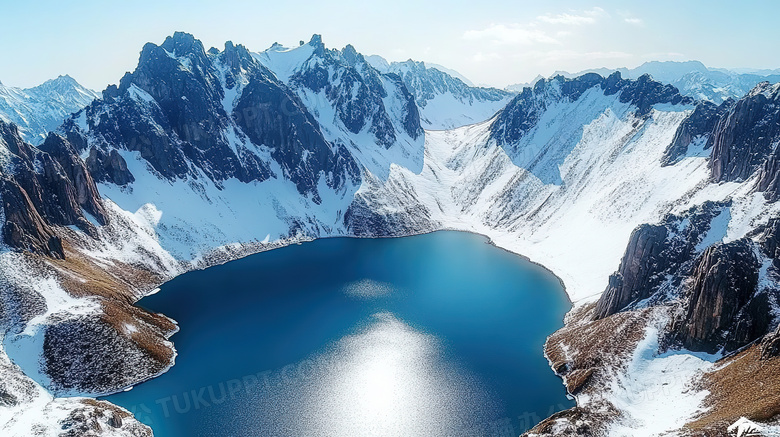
[1,0,777,90]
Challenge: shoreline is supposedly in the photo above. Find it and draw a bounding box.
[102,227,577,418]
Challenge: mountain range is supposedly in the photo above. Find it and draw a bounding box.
[1,32,780,436]
[540,60,780,104]
[0,76,98,144]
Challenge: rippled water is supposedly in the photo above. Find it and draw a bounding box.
[103,231,574,436]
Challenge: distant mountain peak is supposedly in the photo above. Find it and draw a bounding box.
[0,74,97,144]
[160,31,207,61]
[308,34,324,48]
[221,40,254,71]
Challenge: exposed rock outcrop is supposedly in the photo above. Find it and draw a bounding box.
[0,176,63,258]
[662,99,734,166]
[0,120,107,257]
[709,82,780,188]
[593,202,729,320]
[39,133,107,225]
[760,323,780,359]
[677,240,761,353]
[85,147,135,186]
[593,224,668,319]
[490,72,692,147]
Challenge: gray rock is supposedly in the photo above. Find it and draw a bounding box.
[678,240,760,353]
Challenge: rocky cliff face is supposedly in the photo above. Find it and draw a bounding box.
[490,72,691,149]
[593,202,730,320]
[709,82,780,189]
[593,198,778,355]
[63,32,356,200]
[662,99,734,165]
[593,224,669,319]
[0,75,98,144]
[0,121,107,258]
[85,148,135,186]
[677,240,763,353]
[38,133,107,225]
[373,59,514,129]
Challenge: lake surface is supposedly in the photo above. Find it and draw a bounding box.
[103,231,574,436]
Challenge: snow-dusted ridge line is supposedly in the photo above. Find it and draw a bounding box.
[3,32,780,436]
[0,76,98,144]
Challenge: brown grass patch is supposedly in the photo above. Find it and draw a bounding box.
[546,304,655,395]
[686,344,780,432]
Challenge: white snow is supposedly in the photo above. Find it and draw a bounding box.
[728,417,780,436]
[416,90,512,130]
[253,43,316,83]
[0,76,98,144]
[4,52,779,436]
[606,314,718,436]
[95,149,357,262]
[359,89,719,304]
[696,206,731,252]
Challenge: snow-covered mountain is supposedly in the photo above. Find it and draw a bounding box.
[3,32,780,436]
[257,41,512,131]
[364,55,514,129]
[0,76,98,144]
[549,60,780,104]
[254,35,424,180]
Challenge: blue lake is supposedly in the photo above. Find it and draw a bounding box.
[103,231,574,436]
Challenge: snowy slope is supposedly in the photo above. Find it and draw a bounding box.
[368,56,514,130]
[3,33,780,436]
[254,36,424,180]
[553,61,780,104]
[0,76,98,144]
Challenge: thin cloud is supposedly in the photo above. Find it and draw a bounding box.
[624,17,643,25]
[537,7,608,26]
[463,24,560,46]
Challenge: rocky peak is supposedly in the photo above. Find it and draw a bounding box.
[0,119,35,162]
[160,31,207,61]
[308,34,326,57]
[34,75,80,94]
[39,133,108,225]
[677,240,762,353]
[341,44,362,67]
[662,98,734,166]
[616,73,687,115]
[491,72,690,146]
[308,34,323,47]
[0,120,110,258]
[220,41,254,73]
[278,36,421,145]
[708,81,780,188]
